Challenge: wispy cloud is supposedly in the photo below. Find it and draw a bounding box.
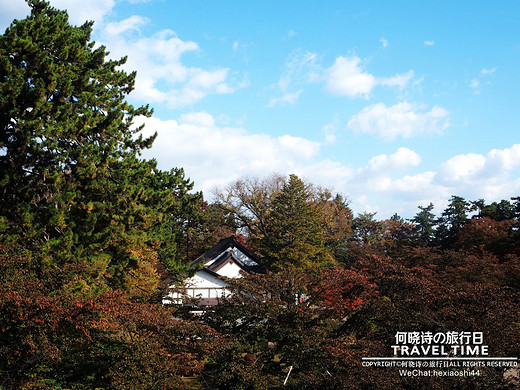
[379,70,415,89]
[424,40,435,46]
[470,66,498,94]
[380,37,388,48]
[105,15,148,35]
[268,90,303,107]
[481,67,498,75]
[321,117,339,144]
[268,50,320,107]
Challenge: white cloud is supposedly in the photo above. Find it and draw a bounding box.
[393,172,439,195]
[51,0,115,25]
[325,56,377,98]
[232,41,239,51]
[135,113,321,192]
[269,53,414,105]
[368,148,421,172]
[380,37,388,48]
[347,144,520,217]
[324,55,414,98]
[389,145,520,214]
[438,145,520,186]
[438,153,486,184]
[347,101,450,140]
[100,18,241,109]
[348,148,423,198]
[424,40,435,46]
[135,113,520,218]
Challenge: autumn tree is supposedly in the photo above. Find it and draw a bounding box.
[199,267,377,389]
[0,1,207,387]
[380,214,416,255]
[213,174,352,270]
[212,173,285,243]
[316,193,353,261]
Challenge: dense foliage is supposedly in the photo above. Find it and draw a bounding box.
[1,2,518,389]
[0,1,208,388]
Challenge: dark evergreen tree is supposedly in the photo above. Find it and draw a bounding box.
[471,198,515,221]
[410,203,436,246]
[0,0,202,293]
[261,174,333,271]
[0,1,210,388]
[434,196,471,245]
[352,211,384,247]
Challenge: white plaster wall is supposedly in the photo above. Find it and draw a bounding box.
[187,271,228,289]
[217,261,243,278]
[163,270,232,304]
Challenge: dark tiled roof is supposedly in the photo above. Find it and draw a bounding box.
[190,236,266,274]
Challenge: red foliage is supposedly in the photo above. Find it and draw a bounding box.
[310,267,377,317]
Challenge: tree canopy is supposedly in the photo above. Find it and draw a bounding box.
[1,2,519,389]
[0,0,203,294]
[0,2,207,387]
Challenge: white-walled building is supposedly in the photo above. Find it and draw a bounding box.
[163,236,265,306]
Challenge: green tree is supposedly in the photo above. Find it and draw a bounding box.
[0,0,201,293]
[261,174,334,272]
[471,198,515,221]
[434,196,471,245]
[0,2,208,387]
[410,203,436,246]
[352,211,384,247]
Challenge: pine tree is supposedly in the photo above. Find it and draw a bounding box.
[261,174,333,271]
[410,203,436,246]
[0,2,208,387]
[435,195,470,245]
[0,0,201,294]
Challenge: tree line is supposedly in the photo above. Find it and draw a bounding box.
[1,2,518,389]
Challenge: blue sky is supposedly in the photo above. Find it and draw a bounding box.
[2,0,520,218]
